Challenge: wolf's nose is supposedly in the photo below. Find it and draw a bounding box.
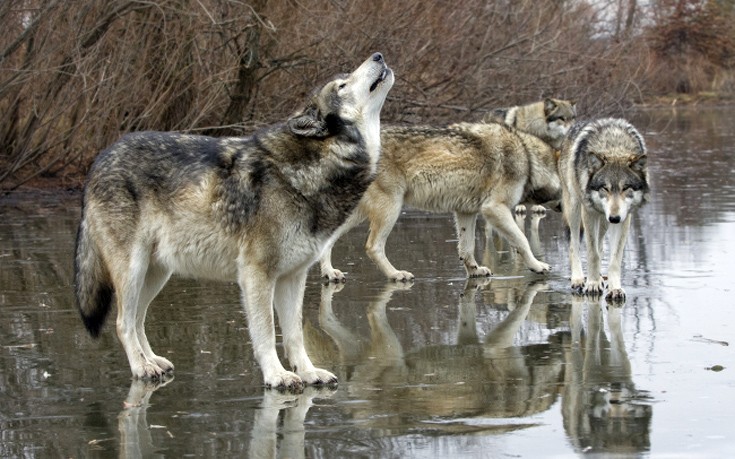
[372,53,384,63]
[609,215,621,224]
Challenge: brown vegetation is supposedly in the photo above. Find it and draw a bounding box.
[1,0,733,190]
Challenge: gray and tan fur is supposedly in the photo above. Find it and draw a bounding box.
[320,121,560,282]
[559,117,649,301]
[74,53,394,390]
[485,98,577,150]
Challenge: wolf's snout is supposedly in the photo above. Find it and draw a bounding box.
[609,215,621,224]
[372,52,384,62]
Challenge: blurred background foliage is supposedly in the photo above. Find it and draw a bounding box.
[1,0,733,189]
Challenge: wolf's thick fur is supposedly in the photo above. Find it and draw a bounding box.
[485,98,577,150]
[74,53,394,389]
[320,122,560,282]
[559,118,649,301]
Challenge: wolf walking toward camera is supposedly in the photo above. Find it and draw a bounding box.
[559,118,649,301]
[74,53,394,390]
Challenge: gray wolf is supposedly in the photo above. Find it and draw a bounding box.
[74,53,394,390]
[484,98,577,150]
[319,121,560,282]
[484,98,575,223]
[559,118,649,301]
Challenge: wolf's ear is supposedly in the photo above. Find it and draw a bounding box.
[288,107,329,138]
[544,98,557,114]
[630,154,647,173]
[588,151,606,171]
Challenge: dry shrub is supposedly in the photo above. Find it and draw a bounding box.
[643,0,735,95]
[0,0,685,189]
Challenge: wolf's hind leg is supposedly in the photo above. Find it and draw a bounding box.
[275,269,337,386]
[454,212,491,277]
[116,247,169,380]
[136,263,174,373]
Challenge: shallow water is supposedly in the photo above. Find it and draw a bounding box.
[1,106,734,458]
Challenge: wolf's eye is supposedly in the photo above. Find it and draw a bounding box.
[338,83,347,89]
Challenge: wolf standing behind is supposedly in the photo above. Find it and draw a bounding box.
[484,98,577,150]
[74,53,394,389]
[559,118,649,301]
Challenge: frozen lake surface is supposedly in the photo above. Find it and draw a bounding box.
[1,106,734,458]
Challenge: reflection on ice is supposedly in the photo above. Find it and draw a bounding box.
[562,297,653,455]
[308,280,565,429]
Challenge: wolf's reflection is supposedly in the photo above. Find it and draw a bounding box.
[308,279,564,425]
[117,379,334,459]
[248,387,336,459]
[118,378,173,459]
[562,297,652,454]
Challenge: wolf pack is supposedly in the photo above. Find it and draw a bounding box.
[74,53,650,389]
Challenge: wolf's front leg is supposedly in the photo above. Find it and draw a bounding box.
[319,210,365,282]
[319,246,345,283]
[455,212,492,277]
[239,263,304,390]
[605,217,632,302]
[275,269,337,386]
[564,200,585,292]
[583,212,606,296]
[481,203,550,274]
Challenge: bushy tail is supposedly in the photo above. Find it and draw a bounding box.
[74,217,113,338]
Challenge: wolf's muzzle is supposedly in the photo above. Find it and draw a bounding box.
[369,53,390,92]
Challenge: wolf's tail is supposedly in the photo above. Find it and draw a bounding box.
[74,216,113,338]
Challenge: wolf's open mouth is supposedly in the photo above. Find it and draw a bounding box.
[369,68,389,92]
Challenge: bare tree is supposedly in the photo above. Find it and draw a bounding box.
[0,0,725,191]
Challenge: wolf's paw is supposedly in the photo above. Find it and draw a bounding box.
[133,361,169,381]
[152,356,175,374]
[322,268,346,283]
[606,288,626,303]
[514,204,527,214]
[529,261,551,274]
[300,368,338,387]
[467,264,492,278]
[584,279,605,296]
[264,370,305,392]
[530,205,547,215]
[390,270,415,283]
[570,278,585,294]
